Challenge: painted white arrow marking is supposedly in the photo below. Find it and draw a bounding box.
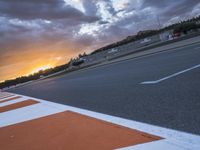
[141,64,200,84]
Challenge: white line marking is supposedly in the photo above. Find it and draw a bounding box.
[118,139,190,150]
[141,64,200,84]
[0,94,14,99]
[0,97,28,107]
[0,103,65,127]
[0,95,17,102]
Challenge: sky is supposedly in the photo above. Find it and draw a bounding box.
[0,0,200,82]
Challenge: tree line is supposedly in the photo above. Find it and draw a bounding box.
[0,63,70,89]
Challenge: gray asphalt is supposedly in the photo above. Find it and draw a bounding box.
[8,43,200,135]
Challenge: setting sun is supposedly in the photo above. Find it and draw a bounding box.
[30,65,53,74]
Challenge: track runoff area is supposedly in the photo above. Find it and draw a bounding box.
[0,92,200,150]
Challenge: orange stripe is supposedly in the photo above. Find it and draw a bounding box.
[0,96,22,103]
[0,100,39,113]
[0,111,161,150]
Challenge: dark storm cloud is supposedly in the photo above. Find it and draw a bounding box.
[81,0,98,16]
[142,0,200,17]
[142,0,175,8]
[162,0,200,18]
[0,0,99,64]
[0,0,98,21]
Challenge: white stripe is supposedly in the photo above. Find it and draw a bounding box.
[0,97,28,107]
[0,95,17,102]
[0,94,14,99]
[0,93,14,99]
[0,92,12,96]
[141,64,200,84]
[118,139,190,150]
[0,103,66,127]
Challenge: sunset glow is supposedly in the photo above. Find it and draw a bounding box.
[30,65,53,75]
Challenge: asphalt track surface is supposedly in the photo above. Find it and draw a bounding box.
[8,43,200,135]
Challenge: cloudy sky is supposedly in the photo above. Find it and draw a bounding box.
[0,0,200,82]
